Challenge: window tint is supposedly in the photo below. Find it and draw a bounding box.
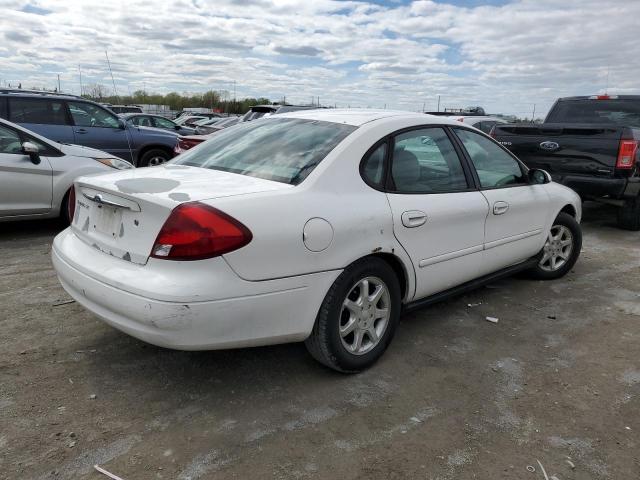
[173,118,356,185]
[153,117,175,129]
[455,128,526,188]
[68,101,119,128]
[8,98,68,125]
[546,99,640,127]
[0,125,22,154]
[390,128,468,193]
[361,142,387,187]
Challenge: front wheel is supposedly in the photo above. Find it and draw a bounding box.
[528,212,582,280]
[139,149,171,167]
[305,257,401,373]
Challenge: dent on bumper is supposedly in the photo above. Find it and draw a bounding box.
[51,231,340,350]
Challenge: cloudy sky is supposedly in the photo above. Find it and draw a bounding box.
[0,0,635,116]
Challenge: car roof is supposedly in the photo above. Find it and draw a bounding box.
[273,108,463,127]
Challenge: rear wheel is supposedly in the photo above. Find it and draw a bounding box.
[617,197,640,231]
[528,212,582,280]
[305,257,401,373]
[139,148,171,167]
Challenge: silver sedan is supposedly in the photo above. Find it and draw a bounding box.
[0,118,133,222]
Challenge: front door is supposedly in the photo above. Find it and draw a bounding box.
[67,101,133,162]
[0,124,52,216]
[383,127,489,300]
[7,97,75,144]
[453,128,550,274]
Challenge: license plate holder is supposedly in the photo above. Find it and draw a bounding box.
[93,205,122,237]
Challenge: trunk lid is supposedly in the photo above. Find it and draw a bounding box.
[494,123,625,177]
[71,165,291,264]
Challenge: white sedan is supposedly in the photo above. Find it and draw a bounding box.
[0,118,133,222]
[52,109,582,372]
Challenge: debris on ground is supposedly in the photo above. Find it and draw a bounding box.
[526,465,536,473]
[566,459,575,469]
[94,465,126,480]
[486,316,499,324]
[536,459,550,480]
[89,394,97,400]
[467,302,482,307]
[52,299,75,307]
[547,315,557,320]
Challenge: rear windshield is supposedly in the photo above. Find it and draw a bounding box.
[546,99,640,127]
[172,118,356,185]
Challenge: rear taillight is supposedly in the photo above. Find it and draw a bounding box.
[176,137,203,152]
[489,126,496,138]
[151,202,252,261]
[616,139,639,169]
[67,185,76,221]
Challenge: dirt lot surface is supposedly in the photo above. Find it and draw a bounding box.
[1,203,639,480]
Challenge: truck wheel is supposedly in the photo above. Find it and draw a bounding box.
[139,149,171,167]
[617,197,640,231]
[528,212,582,280]
[305,257,401,373]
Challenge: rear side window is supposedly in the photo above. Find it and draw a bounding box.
[361,142,388,188]
[68,101,120,128]
[8,98,68,125]
[455,129,526,188]
[389,127,469,193]
[131,116,152,127]
[173,118,356,185]
[154,117,175,129]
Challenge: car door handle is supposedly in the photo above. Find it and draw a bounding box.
[401,210,427,228]
[493,201,509,215]
[75,128,88,134]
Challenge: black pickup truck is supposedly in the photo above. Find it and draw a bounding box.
[492,95,640,230]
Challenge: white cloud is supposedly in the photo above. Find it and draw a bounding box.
[0,0,637,116]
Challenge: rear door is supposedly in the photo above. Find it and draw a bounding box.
[67,101,133,162]
[0,123,52,216]
[7,97,75,144]
[453,128,549,274]
[382,127,489,299]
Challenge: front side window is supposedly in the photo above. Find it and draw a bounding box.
[173,118,356,185]
[361,142,387,188]
[68,101,120,128]
[390,127,469,193]
[153,117,175,129]
[455,128,526,188]
[131,116,152,127]
[8,98,68,125]
[0,125,22,154]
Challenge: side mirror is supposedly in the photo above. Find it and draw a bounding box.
[118,119,127,130]
[22,141,41,165]
[528,168,552,185]
[174,125,181,130]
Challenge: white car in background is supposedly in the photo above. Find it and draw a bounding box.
[52,110,582,372]
[0,118,133,222]
[449,115,509,134]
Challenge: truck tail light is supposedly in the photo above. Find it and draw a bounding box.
[489,126,496,138]
[616,139,639,169]
[151,202,252,260]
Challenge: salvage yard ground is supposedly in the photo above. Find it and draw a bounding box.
[1,203,639,479]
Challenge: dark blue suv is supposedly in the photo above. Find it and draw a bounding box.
[0,90,179,166]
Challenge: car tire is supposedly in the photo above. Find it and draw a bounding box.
[305,257,401,373]
[61,189,72,225]
[528,212,582,280]
[616,197,640,231]
[139,148,171,167]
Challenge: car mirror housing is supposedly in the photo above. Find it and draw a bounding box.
[528,168,551,185]
[22,141,41,164]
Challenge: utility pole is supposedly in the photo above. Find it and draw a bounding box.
[78,65,83,96]
[531,104,536,122]
[437,95,441,112]
[422,101,425,112]
[105,50,118,99]
[57,74,61,92]
[233,80,236,102]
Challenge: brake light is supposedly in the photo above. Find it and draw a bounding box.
[588,94,618,100]
[176,136,204,153]
[616,139,639,169]
[67,185,76,221]
[151,202,252,260]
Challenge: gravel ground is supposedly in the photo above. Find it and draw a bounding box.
[1,203,639,480]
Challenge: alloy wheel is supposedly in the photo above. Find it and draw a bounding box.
[339,276,391,355]
[539,225,573,272]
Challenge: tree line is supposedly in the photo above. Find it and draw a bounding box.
[83,84,272,114]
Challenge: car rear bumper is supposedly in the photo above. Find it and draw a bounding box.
[51,229,340,350]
